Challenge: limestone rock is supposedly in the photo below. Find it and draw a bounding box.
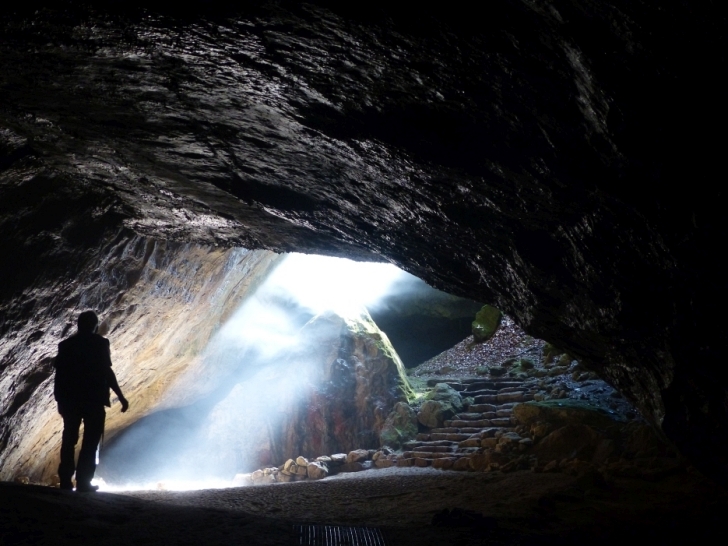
[380,402,418,448]
[346,449,369,463]
[273,309,413,464]
[418,400,455,429]
[330,454,347,465]
[534,424,605,464]
[418,383,464,428]
[472,305,502,342]
[513,400,624,431]
[307,461,328,480]
[295,456,309,467]
[426,383,464,409]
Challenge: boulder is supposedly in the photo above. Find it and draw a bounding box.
[307,461,328,480]
[418,400,455,428]
[426,383,464,409]
[271,310,414,463]
[513,400,625,431]
[380,402,418,448]
[471,305,502,342]
[534,424,605,464]
[330,453,347,465]
[347,449,369,463]
[418,383,464,428]
[296,456,309,467]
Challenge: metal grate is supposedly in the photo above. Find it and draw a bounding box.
[295,525,387,546]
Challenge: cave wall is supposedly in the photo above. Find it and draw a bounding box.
[1,1,727,482]
[0,214,279,481]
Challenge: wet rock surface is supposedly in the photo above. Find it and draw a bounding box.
[1,1,727,482]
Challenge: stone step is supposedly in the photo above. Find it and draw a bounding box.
[490,417,513,426]
[467,403,497,413]
[405,442,457,453]
[447,419,493,428]
[426,379,466,389]
[496,409,513,417]
[498,386,526,394]
[403,451,457,459]
[428,427,460,434]
[462,379,524,387]
[473,394,498,404]
[458,439,481,448]
[496,391,524,403]
[403,440,457,449]
[430,433,472,442]
[455,447,481,455]
[464,389,499,397]
[432,457,465,470]
[459,427,490,434]
[453,412,486,420]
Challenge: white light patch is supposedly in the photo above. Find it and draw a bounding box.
[266,254,408,316]
[93,477,234,492]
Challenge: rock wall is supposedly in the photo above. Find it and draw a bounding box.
[276,310,412,462]
[0,227,279,481]
[1,2,728,482]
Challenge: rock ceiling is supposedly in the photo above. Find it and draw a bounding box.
[1,2,727,483]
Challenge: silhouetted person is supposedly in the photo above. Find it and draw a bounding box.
[54,311,129,492]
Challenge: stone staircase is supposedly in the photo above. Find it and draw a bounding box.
[398,378,538,470]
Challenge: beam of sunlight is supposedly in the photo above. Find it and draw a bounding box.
[98,254,415,491]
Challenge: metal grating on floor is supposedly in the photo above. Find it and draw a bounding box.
[295,524,386,546]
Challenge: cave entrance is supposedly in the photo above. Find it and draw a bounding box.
[96,252,480,491]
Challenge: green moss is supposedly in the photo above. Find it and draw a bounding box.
[347,308,416,403]
[471,305,502,342]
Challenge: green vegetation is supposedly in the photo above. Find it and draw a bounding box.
[471,305,502,342]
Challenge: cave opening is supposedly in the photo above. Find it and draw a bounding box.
[95,251,480,491]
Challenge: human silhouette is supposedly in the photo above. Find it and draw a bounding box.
[53,310,129,492]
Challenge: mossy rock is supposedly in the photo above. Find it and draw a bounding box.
[513,399,626,431]
[380,402,418,448]
[543,343,565,363]
[471,305,502,342]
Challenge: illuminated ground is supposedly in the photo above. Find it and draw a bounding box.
[2,466,725,546]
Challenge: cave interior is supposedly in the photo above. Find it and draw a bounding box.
[1,1,727,544]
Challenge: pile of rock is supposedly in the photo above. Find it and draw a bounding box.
[234,448,403,486]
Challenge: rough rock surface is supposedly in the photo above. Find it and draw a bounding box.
[276,309,412,463]
[379,402,418,448]
[0,235,278,481]
[1,1,728,482]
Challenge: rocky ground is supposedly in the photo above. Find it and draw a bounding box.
[2,464,725,546]
[3,319,727,545]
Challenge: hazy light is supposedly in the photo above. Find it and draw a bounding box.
[101,253,415,492]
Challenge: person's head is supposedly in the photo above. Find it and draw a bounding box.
[77,311,99,334]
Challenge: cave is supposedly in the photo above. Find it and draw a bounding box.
[1,1,727,544]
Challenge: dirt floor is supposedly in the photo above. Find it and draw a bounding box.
[2,464,726,546]
[4,318,725,545]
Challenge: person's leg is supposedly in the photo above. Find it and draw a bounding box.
[58,410,82,490]
[75,406,105,490]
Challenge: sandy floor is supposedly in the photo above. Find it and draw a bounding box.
[2,465,726,546]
